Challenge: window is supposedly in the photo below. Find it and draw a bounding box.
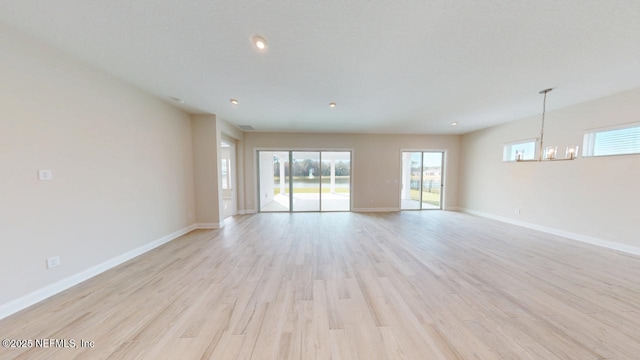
[583,122,640,157]
[503,139,536,161]
[221,158,230,189]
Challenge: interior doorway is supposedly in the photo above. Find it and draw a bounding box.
[258,150,351,212]
[400,151,444,210]
[220,139,236,219]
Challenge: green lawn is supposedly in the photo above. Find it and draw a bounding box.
[409,189,441,206]
[274,187,350,195]
[272,176,350,195]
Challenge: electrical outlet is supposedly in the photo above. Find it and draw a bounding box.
[46,256,60,269]
[38,169,53,180]
[515,208,521,214]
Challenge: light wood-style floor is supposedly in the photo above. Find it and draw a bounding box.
[2,211,640,359]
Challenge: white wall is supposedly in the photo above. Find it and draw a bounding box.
[242,133,461,212]
[0,25,195,308]
[459,88,640,249]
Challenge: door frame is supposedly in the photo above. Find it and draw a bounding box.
[399,149,446,210]
[255,148,354,212]
[220,138,237,219]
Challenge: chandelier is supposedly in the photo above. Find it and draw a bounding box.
[517,88,579,162]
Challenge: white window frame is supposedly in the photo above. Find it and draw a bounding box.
[582,122,640,157]
[503,138,538,162]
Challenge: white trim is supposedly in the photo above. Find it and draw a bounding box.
[0,224,198,320]
[457,208,640,257]
[196,223,222,229]
[352,207,400,212]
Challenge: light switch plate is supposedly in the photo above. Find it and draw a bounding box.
[38,169,53,180]
[46,256,60,269]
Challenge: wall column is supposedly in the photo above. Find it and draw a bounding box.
[191,114,220,227]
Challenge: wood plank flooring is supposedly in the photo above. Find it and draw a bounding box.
[1,211,639,359]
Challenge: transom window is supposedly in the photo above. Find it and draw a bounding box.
[583,122,640,157]
[503,139,537,161]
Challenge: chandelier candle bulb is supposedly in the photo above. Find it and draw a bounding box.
[545,146,557,160]
[565,146,579,160]
[566,147,573,159]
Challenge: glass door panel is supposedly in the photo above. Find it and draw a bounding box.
[321,152,351,211]
[421,152,443,210]
[291,151,320,211]
[401,151,444,210]
[258,151,290,212]
[400,152,423,210]
[220,140,235,219]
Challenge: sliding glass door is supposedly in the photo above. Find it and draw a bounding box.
[400,151,444,210]
[321,152,351,211]
[258,150,351,212]
[258,151,290,211]
[291,151,320,211]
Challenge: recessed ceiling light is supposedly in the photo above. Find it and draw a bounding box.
[169,96,184,104]
[329,102,336,108]
[451,122,459,126]
[252,35,267,51]
[230,99,239,105]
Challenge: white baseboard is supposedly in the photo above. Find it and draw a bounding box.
[457,208,640,257]
[0,224,198,321]
[195,223,222,229]
[352,207,400,213]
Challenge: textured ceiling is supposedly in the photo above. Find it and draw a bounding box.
[1,0,639,134]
